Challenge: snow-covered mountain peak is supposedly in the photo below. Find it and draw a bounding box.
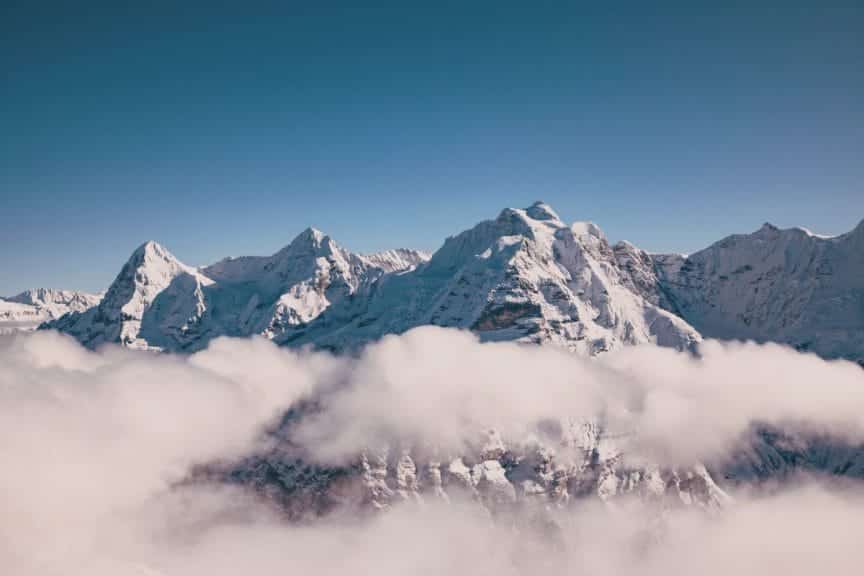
[422,202,558,276]
[750,221,845,242]
[278,202,701,354]
[44,240,206,348]
[654,218,864,363]
[129,240,180,266]
[124,240,194,286]
[570,221,606,242]
[287,226,327,250]
[46,225,435,350]
[498,201,564,231]
[0,288,102,333]
[8,287,59,306]
[41,205,862,363]
[269,227,355,269]
[525,200,563,223]
[7,288,101,310]
[494,207,542,237]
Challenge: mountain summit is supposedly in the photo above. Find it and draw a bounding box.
[48,240,205,348]
[47,232,429,351]
[0,288,101,334]
[654,218,864,363]
[39,203,864,363]
[279,202,701,354]
[45,203,698,354]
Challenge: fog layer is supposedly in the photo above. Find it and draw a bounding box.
[1,328,862,575]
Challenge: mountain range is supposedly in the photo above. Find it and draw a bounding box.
[0,288,101,334]
[3,201,863,516]
[1,201,856,365]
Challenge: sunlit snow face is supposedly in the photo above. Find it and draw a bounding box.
[1,328,863,575]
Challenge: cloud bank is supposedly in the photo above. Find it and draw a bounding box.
[1,328,863,575]
[296,327,864,465]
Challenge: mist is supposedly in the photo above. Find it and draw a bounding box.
[1,328,863,575]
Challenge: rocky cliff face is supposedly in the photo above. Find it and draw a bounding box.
[212,424,728,521]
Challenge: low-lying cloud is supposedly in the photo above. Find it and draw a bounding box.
[1,327,863,575]
[296,327,864,465]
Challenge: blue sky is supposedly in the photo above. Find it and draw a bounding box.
[1,1,862,295]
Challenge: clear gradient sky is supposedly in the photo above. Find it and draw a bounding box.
[1,1,862,295]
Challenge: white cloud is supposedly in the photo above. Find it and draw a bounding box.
[0,331,312,575]
[1,328,863,575]
[295,327,864,465]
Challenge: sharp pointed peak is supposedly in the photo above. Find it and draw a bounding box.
[301,226,325,238]
[134,239,167,255]
[127,240,183,268]
[278,226,342,257]
[290,226,327,245]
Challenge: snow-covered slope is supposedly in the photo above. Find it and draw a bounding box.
[46,203,699,354]
[43,203,864,363]
[282,202,701,355]
[48,241,209,349]
[361,248,431,273]
[654,220,864,364]
[47,232,429,351]
[0,288,101,334]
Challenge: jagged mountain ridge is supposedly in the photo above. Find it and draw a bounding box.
[46,202,701,355]
[20,202,864,517]
[41,202,864,364]
[278,202,701,354]
[652,219,864,364]
[0,288,102,334]
[32,204,732,514]
[47,231,429,350]
[214,425,728,520]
